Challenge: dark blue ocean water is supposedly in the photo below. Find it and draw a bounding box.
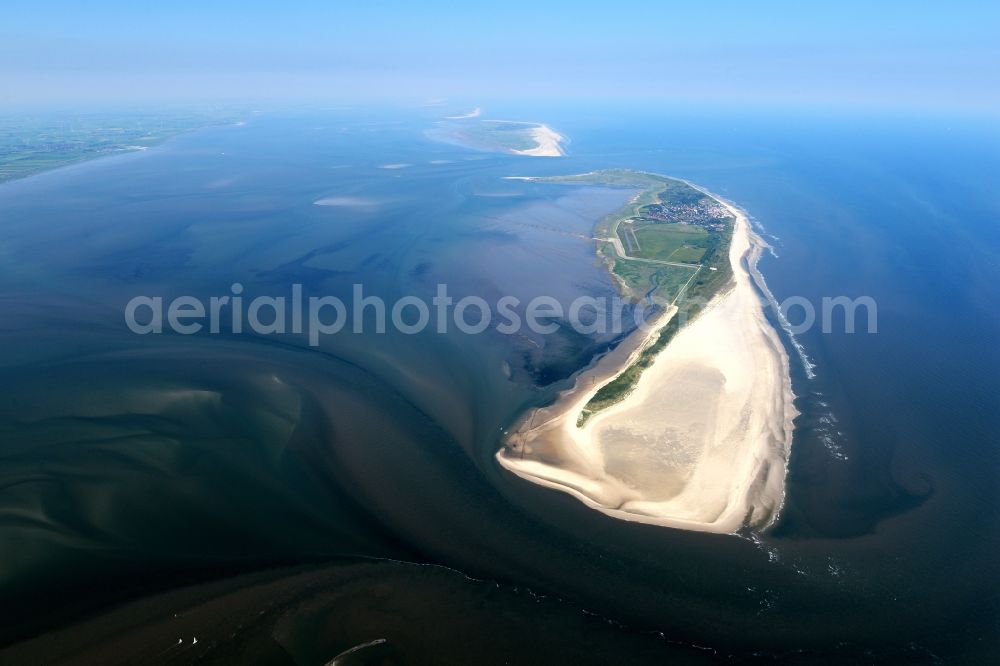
[0,105,996,661]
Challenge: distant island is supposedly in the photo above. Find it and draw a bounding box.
[428,112,565,157]
[497,170,797,534]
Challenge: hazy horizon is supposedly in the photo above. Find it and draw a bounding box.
[3,1,998,113]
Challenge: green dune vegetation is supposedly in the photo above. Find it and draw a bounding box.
[527,170,736,425]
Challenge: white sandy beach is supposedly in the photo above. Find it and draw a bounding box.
[445,107,483,120]
[513,124,565,157]
[497,198,797,533]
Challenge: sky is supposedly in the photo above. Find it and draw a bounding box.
[2,1,998,112]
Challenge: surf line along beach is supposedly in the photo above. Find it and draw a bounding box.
[497,189,798,534]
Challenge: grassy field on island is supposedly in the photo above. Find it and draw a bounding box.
[532,170,735,425]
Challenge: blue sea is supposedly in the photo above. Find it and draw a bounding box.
[0,103,996,662]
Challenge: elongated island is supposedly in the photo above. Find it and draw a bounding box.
[497,171,797,534]
[428,115,565,157]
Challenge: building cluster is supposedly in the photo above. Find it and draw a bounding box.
[639,200,731,231]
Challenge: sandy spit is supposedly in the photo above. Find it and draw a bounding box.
[497,195,797,534]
